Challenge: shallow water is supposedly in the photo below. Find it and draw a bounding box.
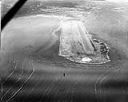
[1,0,128,102]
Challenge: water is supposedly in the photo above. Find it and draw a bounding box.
[1,0,128,102]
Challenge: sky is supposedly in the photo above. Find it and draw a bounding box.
[2,0,128,2]
[106,0,128,2]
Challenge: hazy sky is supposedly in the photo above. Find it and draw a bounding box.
[2,0,128,2]
[106,0,128,2]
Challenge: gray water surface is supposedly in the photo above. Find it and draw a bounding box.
[1,0,128,102]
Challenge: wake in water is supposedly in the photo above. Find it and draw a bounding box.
[54,19,110,64]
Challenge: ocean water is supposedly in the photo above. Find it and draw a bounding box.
[1,0,128,102]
